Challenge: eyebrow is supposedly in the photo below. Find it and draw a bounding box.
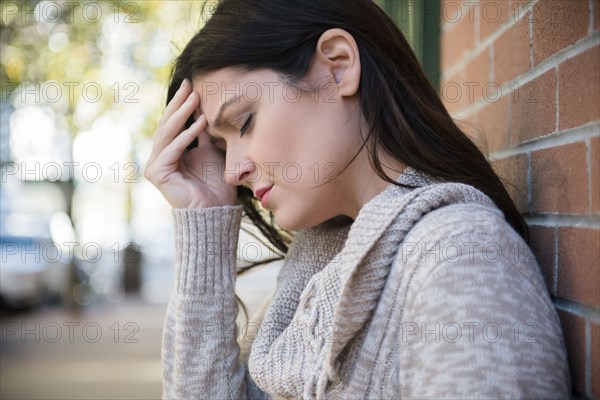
[213,94,243,130]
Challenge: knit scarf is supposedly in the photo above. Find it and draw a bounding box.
[248,168,497,398]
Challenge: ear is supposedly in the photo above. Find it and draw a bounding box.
[312,28,361,97]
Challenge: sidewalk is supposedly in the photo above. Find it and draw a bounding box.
[0,261,280,399]
[1,296,166,400]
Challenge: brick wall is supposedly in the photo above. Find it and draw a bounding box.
[439,0,600,398]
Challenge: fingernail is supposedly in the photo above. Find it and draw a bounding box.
[180,79,188,89]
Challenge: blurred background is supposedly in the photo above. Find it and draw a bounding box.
[3,0,597,399]
[0,1,281,398]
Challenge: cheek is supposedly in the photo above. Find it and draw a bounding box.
[257,99,352,172]
[253,113,303,163]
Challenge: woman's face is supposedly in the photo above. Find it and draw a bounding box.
[191,67,366,230]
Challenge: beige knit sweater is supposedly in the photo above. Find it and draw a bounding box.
[162,167,570,399]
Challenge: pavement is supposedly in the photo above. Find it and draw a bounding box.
[0,260,280,400]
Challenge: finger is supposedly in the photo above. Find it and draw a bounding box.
[149,92,200,162]
[152,115,207,168]
[196,127,212,147]
[159,79,193,127]
[161,92,200,142]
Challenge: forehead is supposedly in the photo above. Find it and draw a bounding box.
[191,67,281,117]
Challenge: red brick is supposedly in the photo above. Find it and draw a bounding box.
[477,94,510,152]
[511,68,557,144]
[441,69,469,114]
[532,0,590,65]
[592,322,600,399]
[511,0,530,15]
[592,137,600,213]
[494,10,531,85]
[531,141,589,213]
[479,0,510,41]
[441,3,477,71]
[441,0,478,29]
[465,47,491,104]
[557,227,600,308]
[595,0,600,31]
[558,46,600,130]
[492,153,528,213]
[529,226,557,294]
[558,310,586,396]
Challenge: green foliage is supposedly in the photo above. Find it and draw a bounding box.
[1,0,205,138]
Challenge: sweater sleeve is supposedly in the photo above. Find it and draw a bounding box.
[398,205,570,399]
[161,206,269,400]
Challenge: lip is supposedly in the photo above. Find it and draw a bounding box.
[254,185,274,207]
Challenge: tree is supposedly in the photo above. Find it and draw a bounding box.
[1,0,206,307]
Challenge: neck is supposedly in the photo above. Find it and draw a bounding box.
[341,150,406,219]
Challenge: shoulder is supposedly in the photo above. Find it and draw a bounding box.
[402,201,529,264]
[393,203,570,398]
[404,201,513,247]
[395,201,549,309]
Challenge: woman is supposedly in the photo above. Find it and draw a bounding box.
[144,0,570,398]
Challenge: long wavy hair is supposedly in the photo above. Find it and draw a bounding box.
[166,0,529,275]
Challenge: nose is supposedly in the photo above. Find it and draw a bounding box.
[223,148,257,187]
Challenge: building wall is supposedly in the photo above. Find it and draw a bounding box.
[438,0,599,398]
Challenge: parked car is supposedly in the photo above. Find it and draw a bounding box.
[1,234,52,308]
[0,177,75,309]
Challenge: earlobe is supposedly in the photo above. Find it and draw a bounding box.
[315,28,361,97]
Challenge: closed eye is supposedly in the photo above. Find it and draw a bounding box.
[239,113,254,137]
